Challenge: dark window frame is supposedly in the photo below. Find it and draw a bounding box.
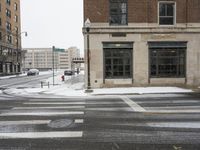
[159,2,175,25]
[6,0,11,5]
[7,34,12,44]
[6,21,11,31]
[149,45,186,78]
[109,0,128,25]
[103,43,133,79]
[6,8,11,18]
[14,2,18,11]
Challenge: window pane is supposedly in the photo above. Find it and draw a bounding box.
[104,46,132,78]
[159,4,166,16]
[110,0,127,25]
[105,59,111,65]
[150,48,186,77]
[159,3,175,25]
[124,59,130,65]
[120,3,127,13]
[167,4,174,16]
[159,17,174,25]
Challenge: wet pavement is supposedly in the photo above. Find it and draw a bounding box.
[0,93,199,149]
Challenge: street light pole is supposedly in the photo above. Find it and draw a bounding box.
[85,18,93,92]
[52,46,55,86]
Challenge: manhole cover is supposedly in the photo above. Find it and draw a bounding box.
[48,119,73,128]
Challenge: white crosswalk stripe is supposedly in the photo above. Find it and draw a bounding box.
[0,111,84,116]
[12,106,85,110]
[127,95,200,113]
[0,120,51,125]
[120,96,146,112]
[0,131,83,139]
[0,99,86,139]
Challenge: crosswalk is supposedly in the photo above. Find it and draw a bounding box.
[0,98,86,139]
[0,94,200,142]
[127,94,200,113]
[0,92,17,101]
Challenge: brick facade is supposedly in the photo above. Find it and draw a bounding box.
[84,0,200,23]
[0,0,22,76]
[83,0,200,88]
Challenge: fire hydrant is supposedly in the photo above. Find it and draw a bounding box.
[61,75,65,81]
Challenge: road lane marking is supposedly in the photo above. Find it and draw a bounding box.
[23,102,127,105]
[74,119,84,123]
[0,120,51,125]
[147,122,200,128]
[23,102,86,105]
[137,100,199,104]
[0,111,84,116]
[12,106,85,110]
[28,99,84,101]
[0,131,83,139]
[120,96,146,112]
[147,110,200,113]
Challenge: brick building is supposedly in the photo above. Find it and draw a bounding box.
[83,0,200,88]
[0,0,22,76]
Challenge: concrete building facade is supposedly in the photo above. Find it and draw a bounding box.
[23,47,80,71]
[83,0,200,88]
[0,0,22,76]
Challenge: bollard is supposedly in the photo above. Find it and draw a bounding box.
[48,82,50,88]
[41,82,43,88]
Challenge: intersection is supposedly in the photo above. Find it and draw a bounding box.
[0,92,199,150]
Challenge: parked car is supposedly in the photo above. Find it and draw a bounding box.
[64,70,75,76]
[27,69,39,76]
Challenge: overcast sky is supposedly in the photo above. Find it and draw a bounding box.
[21,0,84,53]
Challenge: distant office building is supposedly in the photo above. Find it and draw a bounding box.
[22,47,80,71]
[67,47,80,70]
[0,0,23,76]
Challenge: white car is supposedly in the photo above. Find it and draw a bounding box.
[27,69,39,76]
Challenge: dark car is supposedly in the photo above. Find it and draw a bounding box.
[64,70,75,76]
[27,69,39,76]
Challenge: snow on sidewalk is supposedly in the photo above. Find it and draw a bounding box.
[2,71,193,97]
[92,87,193,95]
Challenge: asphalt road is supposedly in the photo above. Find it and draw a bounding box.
[0,93,199,150]
[0,74,52,89]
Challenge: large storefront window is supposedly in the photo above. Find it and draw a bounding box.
[103,43,132,78]
[149,42,186,78]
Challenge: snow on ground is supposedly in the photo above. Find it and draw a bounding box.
[2,70,193,97]
[92,87,192,95]
[0,70,53,80]
[0,74,27,80]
